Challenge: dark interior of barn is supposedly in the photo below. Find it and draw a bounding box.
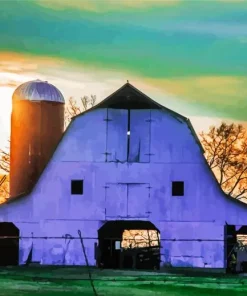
[225,224,247,273]
[97,220,160,270]
[0,222,19,266]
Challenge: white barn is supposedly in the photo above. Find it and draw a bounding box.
[0,82,247,271]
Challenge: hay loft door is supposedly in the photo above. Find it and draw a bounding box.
[105,183,150,219]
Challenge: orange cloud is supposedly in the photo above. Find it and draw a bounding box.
[37,0,180,12]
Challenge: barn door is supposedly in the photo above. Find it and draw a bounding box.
[106,109,128,162]
[105,183,128,218]
[128,110,151,163]
[127,183,150,218]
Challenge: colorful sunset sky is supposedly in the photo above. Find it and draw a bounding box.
[0,0,247,150]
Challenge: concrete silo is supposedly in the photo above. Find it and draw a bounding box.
[10,79,65,197]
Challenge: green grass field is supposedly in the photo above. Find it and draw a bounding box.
[0,266,246,296]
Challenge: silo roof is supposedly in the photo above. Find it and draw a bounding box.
[12,79,65,103]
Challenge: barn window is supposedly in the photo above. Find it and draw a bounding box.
[71,180,84,195]
[172,181,184,196]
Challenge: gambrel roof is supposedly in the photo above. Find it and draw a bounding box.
[3,82,247,211]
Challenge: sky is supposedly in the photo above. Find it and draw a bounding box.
[0,0,247,150]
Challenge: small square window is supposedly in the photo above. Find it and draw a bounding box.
[172,181,184,196]
[71,180,84,195]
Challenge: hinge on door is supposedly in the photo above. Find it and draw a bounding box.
[103,118,112,122]
[103,152,111,162]
[145,119,154,122]
[102,152,111,156]
[104,186,110,189]
[144,153,154,156]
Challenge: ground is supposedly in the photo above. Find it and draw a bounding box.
[0,267,247,296]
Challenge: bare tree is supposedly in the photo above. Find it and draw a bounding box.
[0,141,10,201]
[200,122,247,201]
[0,175,9,202]
[122,229,159,249]
[65,95,96,128]
[0,95,96,201]
[0,140,10,174]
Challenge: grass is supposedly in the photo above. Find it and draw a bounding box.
[0,266,246,295]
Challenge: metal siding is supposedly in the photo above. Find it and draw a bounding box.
[150,110,170,163]
[129,110,151,163]
[150,110,183,163]
[127,183,150,218]
[106,109,128,162]
[105,183,128,217]
[87,109,107,162]
[58,109,107,162]
[13,80,65,103]
[182,126,202,163]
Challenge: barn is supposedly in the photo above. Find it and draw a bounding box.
[0,81,247,271]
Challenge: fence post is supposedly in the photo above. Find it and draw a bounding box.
[78,230,98,296]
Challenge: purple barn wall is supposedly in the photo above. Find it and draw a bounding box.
[0,108,247,268]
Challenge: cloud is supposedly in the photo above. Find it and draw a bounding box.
[190,115,247,135]
[37,0,180,12]
[0,52,68,88]
[0,1,246,80]
[1,1,246,126]
[36,0,247,12]
[0,81,19,88]
[160,22,247,38]
[145,76,247,120]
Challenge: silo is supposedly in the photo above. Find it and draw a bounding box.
[10,80,65,197]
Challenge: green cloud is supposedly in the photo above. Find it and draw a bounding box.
[0,1,246,78]
[149,76,247,121]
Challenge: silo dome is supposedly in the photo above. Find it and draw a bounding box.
[12,79,65,103]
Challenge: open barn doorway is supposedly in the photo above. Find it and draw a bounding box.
[225,224,247,273]
[0,222,19,266]
[225,225,237,273]
[97,220,160,270]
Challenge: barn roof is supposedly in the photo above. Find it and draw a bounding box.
[3,82,247,211]
[72,82,204,153]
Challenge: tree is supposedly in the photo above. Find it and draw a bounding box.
[0,141,10,200]
[0,95,96,200]
[65,95,96,128]
[200,122,247,201]
[0,174,9,202]
[0,143,10,174]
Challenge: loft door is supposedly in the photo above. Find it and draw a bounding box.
[127,183,150,218]
[105,183,150,218]
[105,183,128,218]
